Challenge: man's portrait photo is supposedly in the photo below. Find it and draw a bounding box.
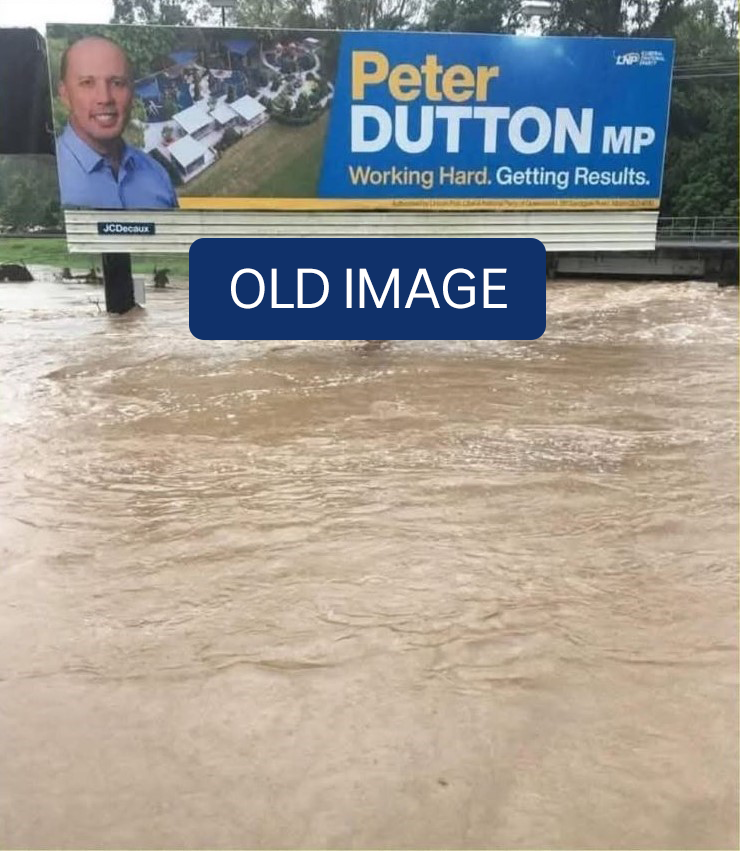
[47,23,339,211]
[55,35,178,210]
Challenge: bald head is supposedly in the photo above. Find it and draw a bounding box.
[59,36,134,157]
[60,36,133,84]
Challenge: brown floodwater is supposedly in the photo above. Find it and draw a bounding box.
[0,271,737,850]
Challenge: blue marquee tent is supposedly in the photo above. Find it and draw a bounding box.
[169,50,198,66]
[223,39,255,56]
[135,77,162,101]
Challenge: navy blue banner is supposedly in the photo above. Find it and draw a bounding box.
[189,238,545,341]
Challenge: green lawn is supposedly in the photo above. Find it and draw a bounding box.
[0,238,189,278]
[180,112,329,199]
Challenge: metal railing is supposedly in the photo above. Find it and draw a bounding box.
[656,216,739,244]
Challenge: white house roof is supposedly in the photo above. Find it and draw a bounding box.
[173,102,213,135]
[210,101,238,126]
[230,94,267,123]
[169,135,210,169]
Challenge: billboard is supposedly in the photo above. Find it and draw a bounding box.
[46,24,674,213]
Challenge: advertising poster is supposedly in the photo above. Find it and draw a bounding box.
[46,24,674,212]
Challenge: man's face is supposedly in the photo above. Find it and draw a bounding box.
[59,38,133,152]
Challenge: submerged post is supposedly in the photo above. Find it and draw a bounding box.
[102,253,136,314]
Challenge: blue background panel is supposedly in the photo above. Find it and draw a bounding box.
[319,32,674,202]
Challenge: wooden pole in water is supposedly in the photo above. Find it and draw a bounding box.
[102,253,136,314]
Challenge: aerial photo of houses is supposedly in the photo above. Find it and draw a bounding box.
[47,25,339,200]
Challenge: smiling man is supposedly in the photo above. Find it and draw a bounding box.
[56,35,178,209]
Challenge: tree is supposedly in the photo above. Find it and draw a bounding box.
[0,156,62,230]
[162,92,179,120]
[544,0,738,219]
[42,200,62,229]
[542,0,685,36]
[298,51,316,71]
[293,91,310,117]
[2,177,37,229]
[544,0,736,41]
[544,0,628,35]
[124,98,148,149]
[659,0,738,216]
[49,24,179,82]
[112,0,215,25]
[322,0,421,29]
[234,0,321,28]
[423,0,521,33]
[662,88,738,216]
[235,0,420,28]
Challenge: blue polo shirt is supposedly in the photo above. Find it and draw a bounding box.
[56,123,178,210]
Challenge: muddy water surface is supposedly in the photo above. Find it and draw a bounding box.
[0,273,737,849]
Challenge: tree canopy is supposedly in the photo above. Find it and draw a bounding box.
[0,156,61,231]
[112,0,215,25]
[542,0,738,216]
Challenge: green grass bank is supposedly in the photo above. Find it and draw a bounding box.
[0,237,189,279]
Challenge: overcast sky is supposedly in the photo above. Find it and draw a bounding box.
[0,0,115,34]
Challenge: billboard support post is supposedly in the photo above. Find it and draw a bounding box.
[102,253,136,314]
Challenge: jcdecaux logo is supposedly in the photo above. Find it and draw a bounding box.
[189,238,545,341]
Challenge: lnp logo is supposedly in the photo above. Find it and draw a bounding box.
[616,52,640,66]
[615,50,666,67]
